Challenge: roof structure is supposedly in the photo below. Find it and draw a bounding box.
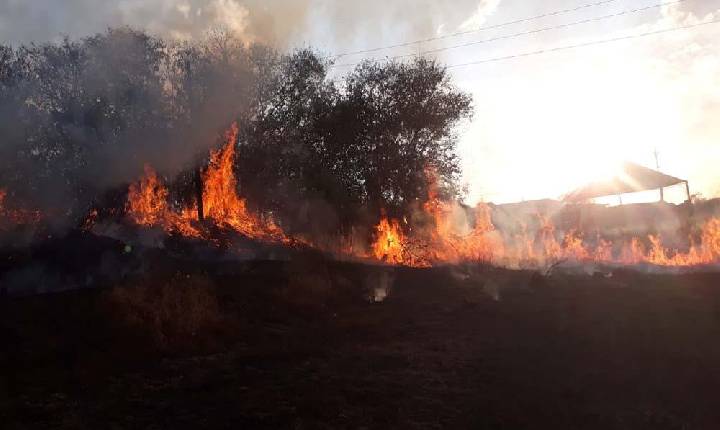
[564,162,687,203]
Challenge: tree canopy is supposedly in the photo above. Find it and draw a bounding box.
[238,53,472,233]
[0,28,472,236]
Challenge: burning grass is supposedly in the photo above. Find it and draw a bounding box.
[87,122,720,272]
[366,192,720,270]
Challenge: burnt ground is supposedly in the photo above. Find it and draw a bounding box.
[2,237,720,429]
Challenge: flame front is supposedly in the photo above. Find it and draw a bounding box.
[367,168,500,267]
[371,216,406,265]
[125,123,287,243]
[127,165,169,226]
[366,169,720,269]
[122,125,720,269]
[199,124,288,242]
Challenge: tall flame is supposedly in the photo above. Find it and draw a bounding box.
[126,165,169,226]
[371,215,406,265]
[125,123,288,243]
[121,125,720,269]
[199,124,288,242]
[367,168,498,267]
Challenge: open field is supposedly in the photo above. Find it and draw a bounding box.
[2,243,720,429]
[2,5,720,429]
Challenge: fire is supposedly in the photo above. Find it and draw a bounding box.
[371,215,406,265]
[0,188,42,227]
[504,216,720,268]
[127,165,169,226]
[699,218,720,260]
[497,216,720,269]
[125,123,288,243]
[82,209,99,231]
[125,164,199,237]
[365,169,720,269]
[198,124,288,243]
[120,124,719,270]
[636,218,720,266]
[367,169,498,267]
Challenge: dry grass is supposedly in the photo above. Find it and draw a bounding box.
[281,254,335,311]
[105,274,224,350]
[278,253,372,312]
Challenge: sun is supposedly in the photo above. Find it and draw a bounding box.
[460,49,686,205]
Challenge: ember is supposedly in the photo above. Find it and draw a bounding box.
[0,188,42,227]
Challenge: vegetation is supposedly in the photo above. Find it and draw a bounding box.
[0,28,472,237]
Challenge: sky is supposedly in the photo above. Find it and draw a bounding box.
[1,0,718,205]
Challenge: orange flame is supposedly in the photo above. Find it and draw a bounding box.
[198,124,288,242]
[125,123,288,243]
[127,165,169,226]
[371,215,406,265]
[365,169,720,269]
[121,127,720,269]
[367,168,498,267]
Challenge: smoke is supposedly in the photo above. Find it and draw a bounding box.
[3,0,719,227]
[0,0,496,50]
[0,27,272,231]
[0,0,309,47]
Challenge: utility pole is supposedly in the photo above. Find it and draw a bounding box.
[654,148,664,202]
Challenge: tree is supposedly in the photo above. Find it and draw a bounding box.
[342,58,472,212]
[1,30,472,240]
[237,52,473,235]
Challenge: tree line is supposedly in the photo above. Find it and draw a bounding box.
[0,27,472,237]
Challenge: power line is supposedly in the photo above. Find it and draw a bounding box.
[325,0,622,59]
[422,0,683,57]
[330,0,686,69]
[446,18,720,69]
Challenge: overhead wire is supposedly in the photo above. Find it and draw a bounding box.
[446,18,720,69]
[324,0,623,59]
[330,0,687,69]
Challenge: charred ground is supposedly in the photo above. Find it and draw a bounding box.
[2,232,720,429]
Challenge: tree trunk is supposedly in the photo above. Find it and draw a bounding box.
[195,167,204,221]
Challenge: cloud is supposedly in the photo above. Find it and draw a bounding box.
[459,0,502,31]
[2,0,717,202]
[0,0,488,49]
[0,0,313,47]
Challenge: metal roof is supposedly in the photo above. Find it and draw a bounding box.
[564,162,686,202]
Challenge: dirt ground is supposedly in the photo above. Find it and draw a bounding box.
[2,252,720,429]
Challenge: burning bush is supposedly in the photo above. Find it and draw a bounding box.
[1,28,472,242]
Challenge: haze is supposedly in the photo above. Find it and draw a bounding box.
[3,0,717,204]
